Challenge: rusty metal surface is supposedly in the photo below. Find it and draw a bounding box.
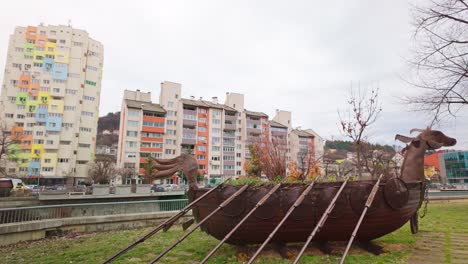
[384,177,410,210]
[191,180,422,244]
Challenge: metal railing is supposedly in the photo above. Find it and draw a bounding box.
[0,199,188,225]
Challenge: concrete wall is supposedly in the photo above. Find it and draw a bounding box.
[0,211,192,246]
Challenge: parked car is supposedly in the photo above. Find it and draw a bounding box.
[164,184,179,191]
[151,184,166,192]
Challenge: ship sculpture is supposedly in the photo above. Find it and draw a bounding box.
[103,128,456,264]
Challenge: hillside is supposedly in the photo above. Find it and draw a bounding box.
[97,112,120,133]
[97,112,120,146]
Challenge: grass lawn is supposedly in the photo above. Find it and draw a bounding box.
[1,200,467,264]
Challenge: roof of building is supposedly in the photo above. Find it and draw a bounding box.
[125,99,166,113]
[292,129,314,137]
[181,98,238,112]
[244,109,268,117]
[269,120,288,128]
[181,98,208,107]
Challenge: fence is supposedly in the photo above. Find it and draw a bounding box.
[0,199,188,225]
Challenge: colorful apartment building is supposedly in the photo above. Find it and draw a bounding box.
[117,82,324,183]
[117,90,166,184]
[0,24,103,184]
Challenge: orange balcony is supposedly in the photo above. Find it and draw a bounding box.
[140,147,163,153]
[25,26,37,42]
[142,116,165,123]
[18,75,31,89]
[35,35,47,48]
[140,137,164,143]
[142,126,165,134]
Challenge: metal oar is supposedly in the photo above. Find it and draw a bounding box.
[101,179,229,264]
[293,175,350,264]
[149,184,249,263]
[201,183,282,264]
[247,176,322,264]
[339,174,383,264]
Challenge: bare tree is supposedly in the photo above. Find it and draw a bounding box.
[406,0,468,123]
[338,87,382,178]
[252,137,288,180]
[87,155,117,184]
[0,123,20,177]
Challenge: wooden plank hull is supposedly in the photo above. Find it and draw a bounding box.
[190,180,422,245]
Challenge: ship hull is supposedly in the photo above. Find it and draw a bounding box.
[190,180,422,245]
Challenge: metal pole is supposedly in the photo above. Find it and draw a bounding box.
[339,174,383,264]
[293,176,350,264]
[101,179,229,264]
[201,183,282,264]
[149,184,249,264]
[247,177,321,264]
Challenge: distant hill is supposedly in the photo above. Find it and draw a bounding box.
[98,112,120,133]
[325,140,395,154]
[97,112,120,147]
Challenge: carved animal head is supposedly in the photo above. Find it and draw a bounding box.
[153,154,199,189]
[395,128,457,150]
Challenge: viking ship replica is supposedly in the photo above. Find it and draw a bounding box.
[103,129,456,264]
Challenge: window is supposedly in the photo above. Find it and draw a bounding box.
[197,155,205,160]
[198,146,206,151]
[77,160,88,165]
[236,153,242,158]
[199,136,206,142]
[79,143,91,148]
[73,41,83,47]
[4,113,14,118]
[58,158,69,163]
[80,127,92,132]
[211,165,220,170]
[59,39,66,44]
[62,123,73,129]
[126,141,137,147]
[152,142,163,148]
[167,101,174,107]
[212,137,220,143]
[236,162,242,166]
[199,118,206,123]
[212,146,220,151]
[141,132,163,138]
[199,108,207,113]
[198,127,206,132]
[223,147,234,152]
[167,120,174,126]
[125,152,136,158]
[60,141,71,145]
[15,47,24,52]
[44,159,51,163]
[212,128,221,134]
[211,156,220,161]
[66,89,77,95]
[64,106,76,111]
[223,165,235,170]
[166,129,176,135]
[84,96,95,101]
[53,88,60,93]
[128,110,139,116]
[142,121,164,127]
[85,80,97,86]
[42,167,54,172]
[86,65,97,71]
[81,111,94,117]
[127,120,139,126]
[126,131,138,137]
[46,140,54,145]
[212,119,221,125]
[167,110,176,116]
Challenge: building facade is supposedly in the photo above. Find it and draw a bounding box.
[438,151,468,184]
[0,25,103,183]
[117,82,324,183]
[117,90,166,184]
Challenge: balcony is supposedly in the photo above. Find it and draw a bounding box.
[222,132,235,138]
[224,123,236,130]
[182,119,197,127]
[247,128,261,135]
[183,109,197,116]
[224,114,236,122]
[182,138,196,145]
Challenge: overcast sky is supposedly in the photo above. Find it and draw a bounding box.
[0,0,466,148]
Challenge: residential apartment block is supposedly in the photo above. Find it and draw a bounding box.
[117,82,324,183]
[117,90,166,183]
[0,24,103,183]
